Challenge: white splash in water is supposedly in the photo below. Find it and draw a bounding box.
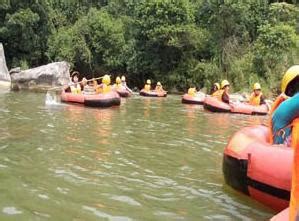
[2,207,22,215]
[45,91,61,105]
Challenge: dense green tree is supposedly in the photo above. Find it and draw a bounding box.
[0,0,298,93]
[47,8,126,76]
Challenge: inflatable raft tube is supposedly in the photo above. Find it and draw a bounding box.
[223,125,291,211]
[139,89,167,97]
[270,208,289,221]
[231,102,269,115]
[116,88,131,97]
[203,96,231,112]
[204,96,269,115]
[61,91,121,108]
[182,93,205,105]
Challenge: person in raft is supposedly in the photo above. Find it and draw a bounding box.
[82,78,96,95]
[144,79,151,92]
[270,65,299,146]
[121,75,133,93]
[212,80,230,104]
[188,86,197,96]
[155,82,163,92]
[66,71,82,94]
[248,83,266,106]
[95,75,112,94]
[121,75,127,87]
[270,66,299,220]
[210,83,220,95]
[114,76,122,89]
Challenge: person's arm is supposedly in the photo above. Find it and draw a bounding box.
[222,92,230,104]
[260,95,266,105]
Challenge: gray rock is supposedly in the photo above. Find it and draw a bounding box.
[0,43,11,86]
[10,61,71,91]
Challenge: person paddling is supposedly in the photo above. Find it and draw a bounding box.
[248,83,266,106]
[95,75,112,94]
[67,71,82,94]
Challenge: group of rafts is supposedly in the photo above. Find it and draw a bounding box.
[182,80,269,115]
[191,67,298,221]
[183,68,299,220]
[61,67,299,220]
[61,72,167,108]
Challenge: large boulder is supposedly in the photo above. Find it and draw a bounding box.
[0,43,11,87]
[10,61,71,91]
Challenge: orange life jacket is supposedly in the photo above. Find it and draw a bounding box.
[114,83,122,89]
[188,88,196,96]
[212,89,224,101]
[96,84,111,94]
[249,92,262,106]
[269,94,287,144]
[290,118,299,220]
[70,84,81,94]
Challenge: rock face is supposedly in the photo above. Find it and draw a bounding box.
[10,61,71,91]
[0,43,11,86]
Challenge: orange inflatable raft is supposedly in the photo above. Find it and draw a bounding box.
[116,87,131,97]
[223,125,291,212]
[270,208,289,221]
[140,89,167,97]
[61,90,121,108]
[181,93,205,105]
[203,96,269,115]
[203,96,231,112]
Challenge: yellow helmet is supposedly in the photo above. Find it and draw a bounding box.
[146,79,151,84]
[121,75,126,82]
[214,83,220,90]
[157,82,161,86]
[221,80,230,89]
[102,75,111,85]
[253,83,261,90]
[281,65,299,95]
[116,76,121,84]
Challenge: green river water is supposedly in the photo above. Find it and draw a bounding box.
[0,90,275,220]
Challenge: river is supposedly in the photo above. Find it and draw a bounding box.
[0,90,274,220]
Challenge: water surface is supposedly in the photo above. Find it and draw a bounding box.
[0,91,274,220]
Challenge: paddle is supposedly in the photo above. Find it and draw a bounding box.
[48,75,107,91]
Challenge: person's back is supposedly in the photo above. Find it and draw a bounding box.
[83,80,96,95]
[96,75,111,94]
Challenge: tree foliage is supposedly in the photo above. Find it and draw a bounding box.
[0,0,299,92]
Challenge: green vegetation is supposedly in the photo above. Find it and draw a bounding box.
[0,0,298,92]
